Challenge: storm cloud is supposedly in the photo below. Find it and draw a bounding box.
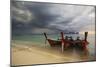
[11,1,95,35]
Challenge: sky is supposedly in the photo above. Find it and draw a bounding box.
[11,1,95,35]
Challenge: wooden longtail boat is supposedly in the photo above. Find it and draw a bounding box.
[43,32,89,52]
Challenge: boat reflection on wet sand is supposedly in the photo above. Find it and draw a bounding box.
[50,46,90,62]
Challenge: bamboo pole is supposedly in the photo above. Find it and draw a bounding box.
[61,32,64,52]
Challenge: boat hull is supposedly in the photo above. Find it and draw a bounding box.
[47,39,88,50]
[47,39,62,47]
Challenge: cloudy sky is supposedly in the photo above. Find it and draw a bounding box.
[11,1,95,35]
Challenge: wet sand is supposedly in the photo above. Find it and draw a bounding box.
[11,41,95,66]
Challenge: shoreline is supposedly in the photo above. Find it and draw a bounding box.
[11,41,95,66]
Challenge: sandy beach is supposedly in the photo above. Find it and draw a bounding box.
[11,40,95,66]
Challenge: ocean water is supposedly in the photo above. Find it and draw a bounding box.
[12,34,96,57]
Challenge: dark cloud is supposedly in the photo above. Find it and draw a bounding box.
[11,1,95,35]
